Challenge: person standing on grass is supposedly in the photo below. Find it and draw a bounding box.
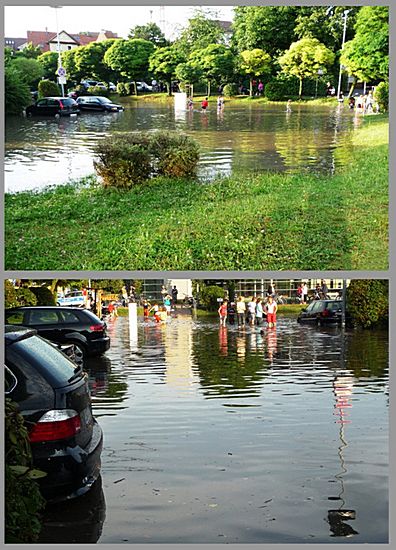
[321,280,329,299]
[247,297,256,326]
[218,300,228,327]
[302,282,308,304]
[265,296,278,328]
[236,296,246,328]
[255,297,264,326]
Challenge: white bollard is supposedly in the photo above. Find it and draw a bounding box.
[129,302,138,351]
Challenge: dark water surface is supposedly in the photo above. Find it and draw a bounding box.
[5,102,362,192]
[39,315,388,544]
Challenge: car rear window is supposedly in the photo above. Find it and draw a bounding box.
[5,310,25,325]
[78,309,103,323]
[62,98,76,106]
[326,302,342,311]
[59,310,80,323]
[7,334,78,389]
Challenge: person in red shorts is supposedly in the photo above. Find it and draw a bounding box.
[218,299,228,327]
[265,296,278,328]
[201,97,209,111]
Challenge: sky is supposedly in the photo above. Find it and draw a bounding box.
[4,5,235,40]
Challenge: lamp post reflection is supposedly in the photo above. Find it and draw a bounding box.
[327,370,358,537]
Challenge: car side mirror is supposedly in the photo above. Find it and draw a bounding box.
[301,308,307,312]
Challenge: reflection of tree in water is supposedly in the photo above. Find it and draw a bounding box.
[86,355,129,414]
[344,330,388,381]
[191,328,270,396]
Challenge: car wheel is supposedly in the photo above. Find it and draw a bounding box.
[68,342,86,366]
[55,113,60,119]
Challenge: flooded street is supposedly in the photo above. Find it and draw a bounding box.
[39,314,388,544]
[5,102,361,192]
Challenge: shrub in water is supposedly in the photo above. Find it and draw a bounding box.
[94,131,200,188]
[38,79,61,98]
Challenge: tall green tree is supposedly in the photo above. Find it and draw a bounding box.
[340,6,389,82]
[128,22,167,47]
[74,40,119,84]
[175,10,225,57]
[175,61,203,98]
[16,42,42,59]
[61,48,83,85]
[239,49,271,96]
[104,39,155,93]
[232,6,298,57]
[190,44,234,96]
[149,46,183,95]
[10,57,43,87]
[37,51,58,80]
[279,37,335,97]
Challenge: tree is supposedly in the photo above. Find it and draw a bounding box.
[340,6,389,83]
[17,42,42,59]
[10,57,43,87]
[279,37,335,98]
[38,79,60,98]
[175,61,203,98]
[149,46,183,95]
[175,10,225,56]
[190,44,234,96]
[37,51,58,80]
[104,39,155,94]
[5,66,32,115]
[232,6,298,57]
[61,48,84,85]
[74,40,119,84]
[294,6,360,50]
[239,49,271,96]
[128,22,167,47]
[346,280,388,328]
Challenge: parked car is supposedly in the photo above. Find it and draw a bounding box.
[57,290,86,307]
[5,306,110,361]
[81,79,98,89]
[5,326,103,501]
[25,97,79,117]
[130,81,152,92]
[108,82,117,92]
[76,96,124,112]
[297,300,343,325]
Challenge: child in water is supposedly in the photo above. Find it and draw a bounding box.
[286,99,292,113]
[218,300,228,327]
[201,97,209,111]
[187,97,193,110]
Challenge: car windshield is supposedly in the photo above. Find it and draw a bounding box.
[326,302,342,311]
[62,98,76,106]
[97,97,112,104]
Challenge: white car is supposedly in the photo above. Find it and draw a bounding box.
[57,290,86,307]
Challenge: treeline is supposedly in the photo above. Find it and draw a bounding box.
[5,6,388,114]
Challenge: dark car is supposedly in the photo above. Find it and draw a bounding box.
[76,95,124,112]
[5,306,110,361]
[297,299,343,325]
[5,326,103,501]
[26,97,79,117]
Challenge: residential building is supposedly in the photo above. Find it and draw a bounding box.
[17,29,118,52]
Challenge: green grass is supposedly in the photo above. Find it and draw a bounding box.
[5,115,388,270]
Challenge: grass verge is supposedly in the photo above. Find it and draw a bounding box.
[5,116,388,270]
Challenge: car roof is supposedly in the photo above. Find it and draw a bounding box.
[7,306,84,311]
[39,96,70,100]
[5,325,37,344]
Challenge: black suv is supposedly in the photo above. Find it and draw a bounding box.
[5,326,103,501]
[297,300,343,325]
[26,97,79,117]
[5,306,110,362]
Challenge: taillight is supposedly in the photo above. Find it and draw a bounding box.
[59,100,64,109]
[29,409,81,443]
[321,309,330,317]
[90,324,104,332]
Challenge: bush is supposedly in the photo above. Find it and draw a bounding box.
[5,398,46,543]
[374,82,388,112]
[346,280,388,328]
[116,82,127,96]
[15,287,38,306]
[94,131,200,188]
[87,85,110,97]
[38,79,60,98]
[28,286,56,305]
[265,78,298,100]
[5,280,18,308]
[5,66,32,115]
[223,83,239,97]
[199,285,226,311]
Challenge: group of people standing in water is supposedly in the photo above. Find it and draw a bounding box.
[218,295,278,329]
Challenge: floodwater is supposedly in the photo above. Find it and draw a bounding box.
[38,315,389,544]
[4,101,363,192]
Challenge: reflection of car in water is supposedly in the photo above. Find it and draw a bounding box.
[5,326,103,502]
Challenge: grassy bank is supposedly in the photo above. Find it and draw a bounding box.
[5,115,388,270]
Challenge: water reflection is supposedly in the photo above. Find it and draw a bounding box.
[43,316,387,543]
[5,103,359,192]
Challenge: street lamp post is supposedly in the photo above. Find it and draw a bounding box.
[52,6,65,96]
[337,9,351,100]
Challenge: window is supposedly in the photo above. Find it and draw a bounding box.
[59,310,80,323]
[5,311,25,325]
[28,310,59,325]
[37,99,48,106]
